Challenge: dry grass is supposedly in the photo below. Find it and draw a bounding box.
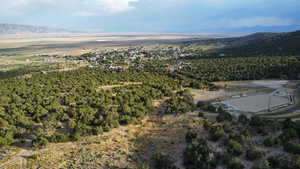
[1,113,203,169]
[189,88,228,102]
[0,147,21,165]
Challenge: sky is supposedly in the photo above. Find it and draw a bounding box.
[1,0,300,33]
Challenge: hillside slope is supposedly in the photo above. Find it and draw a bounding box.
[185,30,300,57]
[212,30,300,57]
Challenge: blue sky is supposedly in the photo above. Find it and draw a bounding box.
[1,0,300,33]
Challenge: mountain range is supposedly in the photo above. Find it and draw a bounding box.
[0,23,74,34]
[193,30,300,57]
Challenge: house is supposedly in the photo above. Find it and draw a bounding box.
[108,65,129,72]
[167,62,192,72]
[219,53,226,57]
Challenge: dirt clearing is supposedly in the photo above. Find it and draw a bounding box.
[97,82,143,91]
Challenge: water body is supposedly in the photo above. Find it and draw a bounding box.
[96,40,109,42]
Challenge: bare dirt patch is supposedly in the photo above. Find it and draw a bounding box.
[97,82,143,91]
[190,89,229,102]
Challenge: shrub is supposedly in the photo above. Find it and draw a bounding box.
[140,163,150,169]
[50,133,69,143]
[68,119,77,129]
[32,136,48,149]
[92,126,104,135]
[30,154,38,160]
[227,140,244,156]
[153,152,178,169]
[282,118,295,129]
[70,131,81,141]
[217,107,226,114]
[196,101,206,109]
[279,128,298,143]
[203,120,214,130]
[198,112,204,117]
[250,116,265,127]
[294,155,300,169]
[185,130,198,143]
[203,104,217,113]
[267,156,281,168]
[263,137,279,147]
[0,128,15,147]
[252,160,271,169]
[240,129,252,138]
[216,112,232,122]
[229,133,246,144]
[284,142,300,154]
[267,155,292,169]
[215,152,231,166]
[246,147,265,161]
[209,126,225,142]
[184,139,216,169]
[222,123,232,133]
[238,114,249,124]
[227,157,244,169]
[165,96,196,115]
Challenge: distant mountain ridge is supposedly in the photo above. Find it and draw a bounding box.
[0,23,74,34]
[202,30,300,57]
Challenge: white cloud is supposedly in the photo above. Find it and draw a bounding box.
[73,11,97,17]
[1,0,140,15]
[7,0,57,6]
[76,0,140,16]
[93,0,139,13]
[0,0,59,15]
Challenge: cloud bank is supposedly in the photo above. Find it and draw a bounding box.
[2,0,140,14]
[0,0,299,33]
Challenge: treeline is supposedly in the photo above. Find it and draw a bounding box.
[0,64,60,79]
[211,31,300,57]
[0,66,42,79]
[178,56,300,81]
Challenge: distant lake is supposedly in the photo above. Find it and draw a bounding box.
[96,40,108,42]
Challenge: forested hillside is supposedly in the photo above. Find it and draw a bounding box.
[217,31,300,57]
[178,56,300,82]
[1,55,300,148]
[0,69,182,148]
[188,30,300,57]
